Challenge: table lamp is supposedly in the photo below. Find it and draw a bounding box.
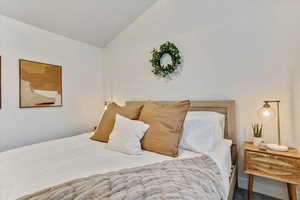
[104,101,109,110]
[258,100,288,152]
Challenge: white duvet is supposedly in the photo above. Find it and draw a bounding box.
[0,132,232,200]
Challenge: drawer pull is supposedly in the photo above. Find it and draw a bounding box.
[251,163,297,176]
[250,157,295,169]
[253,165,292,176]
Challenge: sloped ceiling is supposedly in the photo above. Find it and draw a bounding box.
[0,0,158,47]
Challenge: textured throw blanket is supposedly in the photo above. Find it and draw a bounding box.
[18,155,226,200]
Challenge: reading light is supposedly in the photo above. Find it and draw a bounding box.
[258,102,275,119]
[258,100,288,151]
[104,101,109,110]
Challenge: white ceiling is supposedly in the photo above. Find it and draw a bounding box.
[0,0,157,47]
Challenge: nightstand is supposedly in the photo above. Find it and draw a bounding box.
[244,142,300,200]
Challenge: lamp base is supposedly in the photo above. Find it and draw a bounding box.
[266,143,288,152]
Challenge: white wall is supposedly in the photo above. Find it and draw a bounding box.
[104,0,300,198]
[0,15,104,152]
[290,21,300,154]
[292,67,300,153]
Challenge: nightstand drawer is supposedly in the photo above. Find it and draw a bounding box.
[245,150,300,184]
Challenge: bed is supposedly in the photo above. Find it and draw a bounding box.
[0,100,237,200]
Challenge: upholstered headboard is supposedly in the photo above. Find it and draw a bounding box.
[126,100,236,144]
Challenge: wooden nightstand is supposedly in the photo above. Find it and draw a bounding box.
[244,142,300,200]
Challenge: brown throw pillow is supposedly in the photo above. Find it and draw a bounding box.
[139,100,190,157]
[91,103,143,142]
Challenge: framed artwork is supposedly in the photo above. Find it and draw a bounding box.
[19,59,62,108]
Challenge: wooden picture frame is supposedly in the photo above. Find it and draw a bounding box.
[19,59,62,108]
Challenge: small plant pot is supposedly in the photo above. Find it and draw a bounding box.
[253,137,262,146]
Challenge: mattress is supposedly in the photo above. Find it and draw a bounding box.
[0,132,232,200]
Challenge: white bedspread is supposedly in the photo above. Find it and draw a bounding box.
[0,132,232,200]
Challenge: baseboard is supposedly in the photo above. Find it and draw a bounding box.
[238,176,300,199]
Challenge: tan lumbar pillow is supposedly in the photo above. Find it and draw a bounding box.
[91,102,143,142]
[138,100,191,157]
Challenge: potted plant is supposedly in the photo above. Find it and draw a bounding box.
[252,123,263,146]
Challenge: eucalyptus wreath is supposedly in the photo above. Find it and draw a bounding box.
[150,41,181,78]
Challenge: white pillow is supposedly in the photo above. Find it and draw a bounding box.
[180,112,225,153]
[186,111,225,141]
[107,114,149,155]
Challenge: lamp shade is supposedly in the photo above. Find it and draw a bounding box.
[104,101,109,110]
[258,102,275,120]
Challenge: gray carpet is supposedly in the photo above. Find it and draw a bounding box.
[234,188,281,200]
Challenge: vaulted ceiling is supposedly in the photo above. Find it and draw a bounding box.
[0,0,158,47]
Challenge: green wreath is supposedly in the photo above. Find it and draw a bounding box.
[150,41,181,78]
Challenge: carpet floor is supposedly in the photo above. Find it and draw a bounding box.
[234,188,282,200]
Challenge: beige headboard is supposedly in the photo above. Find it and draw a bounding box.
[126,100,236,144]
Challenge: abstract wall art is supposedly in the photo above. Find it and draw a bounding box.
[19,59,62,108]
